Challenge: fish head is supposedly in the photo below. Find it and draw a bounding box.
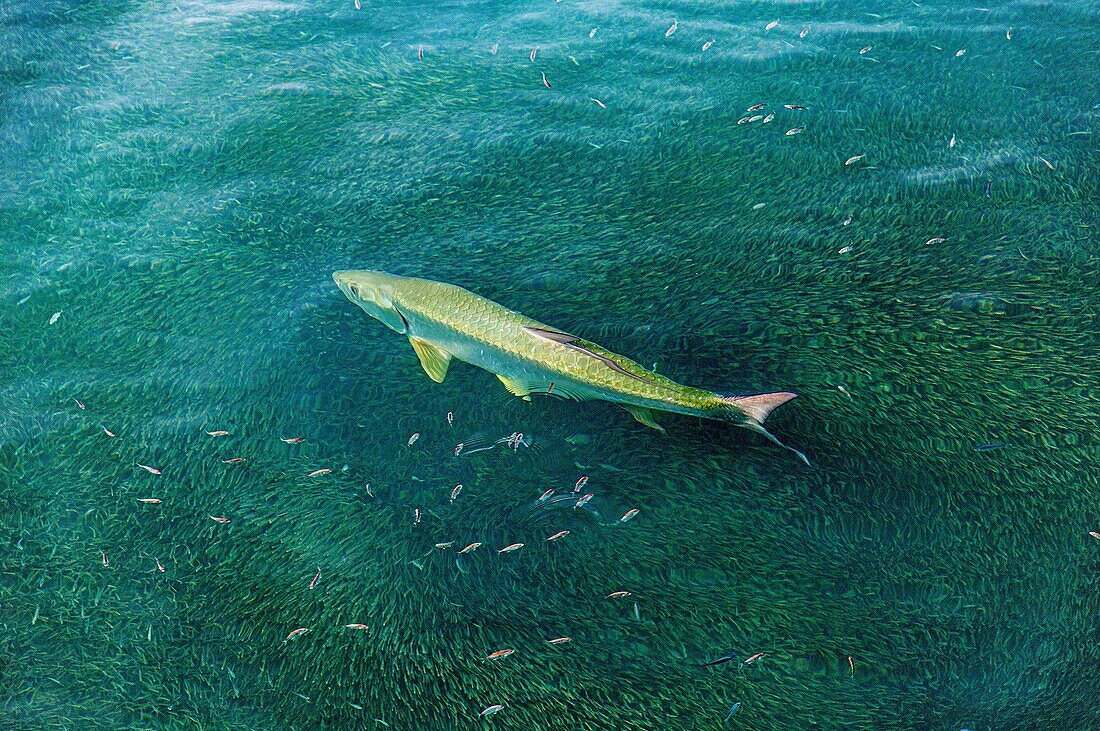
[333,270,408,333]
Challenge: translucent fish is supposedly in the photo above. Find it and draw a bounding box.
[765,20,778,31]
[49,311,61,325]
[284,627,310,643]
[665,20,677,38]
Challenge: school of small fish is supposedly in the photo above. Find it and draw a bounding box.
[51,15,1072,727]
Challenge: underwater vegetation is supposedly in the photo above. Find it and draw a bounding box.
[1,1,1098,730]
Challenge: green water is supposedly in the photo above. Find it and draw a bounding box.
[2,1,1098,729]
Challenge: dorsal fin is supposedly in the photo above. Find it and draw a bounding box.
[523,326,578,344]
[523,326,653,384]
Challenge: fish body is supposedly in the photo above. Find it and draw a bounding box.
[333,271,805,462]
[702,653,737,667]
[284,627,310,643]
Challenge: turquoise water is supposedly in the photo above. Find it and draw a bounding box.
[2,1,1098,729]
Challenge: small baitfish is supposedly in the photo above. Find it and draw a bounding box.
[333,271,806,463]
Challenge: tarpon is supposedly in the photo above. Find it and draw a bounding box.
[333,270,807,464]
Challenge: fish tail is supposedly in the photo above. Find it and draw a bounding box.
[715,391,809,466]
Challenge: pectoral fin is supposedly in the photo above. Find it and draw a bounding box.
[497,374,532,401]
[623,404,666,433]
[409,337,452,383]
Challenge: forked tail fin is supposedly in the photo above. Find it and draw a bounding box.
[718,391,809,466]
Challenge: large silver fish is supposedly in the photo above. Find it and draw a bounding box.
[333,270,807,463]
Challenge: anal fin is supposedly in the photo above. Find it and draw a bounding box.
[623,404,666,433]
[409,337,452,383]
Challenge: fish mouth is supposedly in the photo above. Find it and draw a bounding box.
[332,270,353,298]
